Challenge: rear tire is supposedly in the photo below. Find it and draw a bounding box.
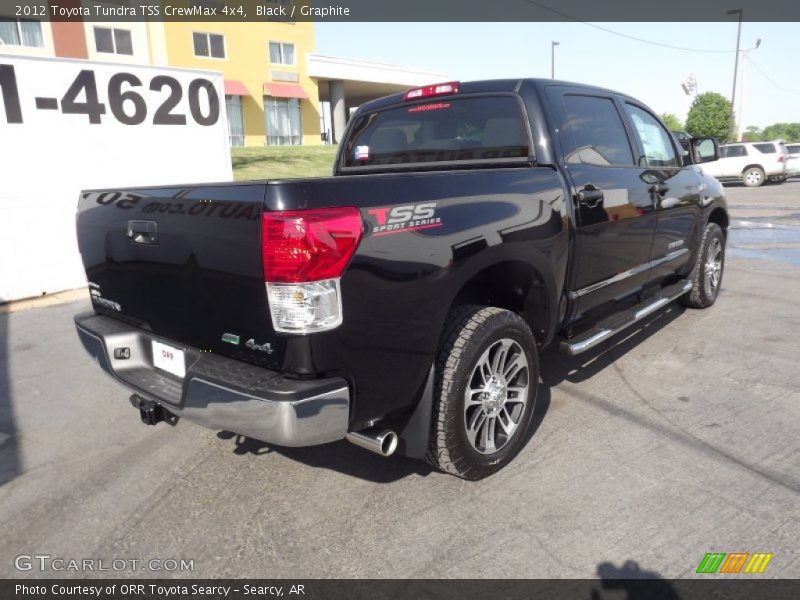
[425,306,539,480]
[680,222,725,309]
[742,166,765,187]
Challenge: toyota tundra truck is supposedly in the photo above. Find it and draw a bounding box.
[75,79,728,480]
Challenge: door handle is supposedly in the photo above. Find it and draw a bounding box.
[649,182,670,196]
[127,220,158,245]
[576,185,604,208]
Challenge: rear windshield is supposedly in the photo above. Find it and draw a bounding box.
[341,96,529,169]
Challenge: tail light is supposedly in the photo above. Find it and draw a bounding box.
[261,207,363,334]
[778,155,786,163]
[404,81,460,101]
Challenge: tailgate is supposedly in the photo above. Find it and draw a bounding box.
[76,184,281,369]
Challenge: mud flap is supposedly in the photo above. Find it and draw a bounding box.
[398,365,435,459]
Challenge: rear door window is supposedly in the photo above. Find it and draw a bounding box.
[556,94,634,166]
[341,96,529,169]
[721,145,747,158]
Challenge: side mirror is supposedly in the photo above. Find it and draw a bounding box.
[690,137,719,164]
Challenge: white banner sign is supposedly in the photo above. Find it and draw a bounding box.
[0,55,232,302]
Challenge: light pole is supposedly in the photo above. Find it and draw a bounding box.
[551,41,559,79]
[727,9,743,113]
[736,39,761,141]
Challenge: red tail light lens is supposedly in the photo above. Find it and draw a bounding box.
[404,81,460,101]
[778,155,786,162]
[262,207,363,283]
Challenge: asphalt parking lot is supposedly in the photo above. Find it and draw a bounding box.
[1,181,798,580]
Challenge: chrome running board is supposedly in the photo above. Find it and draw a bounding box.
[559,279,693,356]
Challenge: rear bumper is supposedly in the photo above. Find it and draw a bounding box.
[74,312,350,447]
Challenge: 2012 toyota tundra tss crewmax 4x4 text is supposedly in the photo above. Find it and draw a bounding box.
[75,79,728,480]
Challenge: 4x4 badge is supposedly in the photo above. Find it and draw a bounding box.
[246,339,273,354]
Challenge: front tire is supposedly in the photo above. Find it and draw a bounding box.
[680,222,725,309]
[426,306,539,480]
[742,166,765,187]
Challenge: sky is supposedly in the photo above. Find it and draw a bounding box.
[316,22,799,129]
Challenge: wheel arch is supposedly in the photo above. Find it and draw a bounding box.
[741,163,765,175]
[708,206,729,234]
[446,258,556,347]
[399,263,553,461]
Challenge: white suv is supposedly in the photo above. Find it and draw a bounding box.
[785,143,800,177]
[701,140,789,187]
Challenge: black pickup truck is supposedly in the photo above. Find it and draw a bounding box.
[75,79,727,480]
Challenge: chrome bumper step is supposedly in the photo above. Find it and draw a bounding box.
[559,279,692,356]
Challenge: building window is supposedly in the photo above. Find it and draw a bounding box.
[264,97,302,146]
[269,42,295,66]
[193,32,225,59]
[0,18,44,47]
[226,95,245,147]
[94,27,133,55]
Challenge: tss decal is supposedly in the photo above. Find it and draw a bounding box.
[367,202,442,236]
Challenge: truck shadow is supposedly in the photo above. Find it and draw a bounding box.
[217,431,435,483]
[539,305,685,388]
[592,560,680,600]
[219,387,552,484]
[217,305,682,483]
[0,306,20,487]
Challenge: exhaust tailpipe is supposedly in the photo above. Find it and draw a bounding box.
[345,428,398,457]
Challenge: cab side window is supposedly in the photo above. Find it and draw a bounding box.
[558,95,635,166]
[625,104,679,168]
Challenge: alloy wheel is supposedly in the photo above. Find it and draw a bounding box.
[704,237,723,296]
[464,338,529,455]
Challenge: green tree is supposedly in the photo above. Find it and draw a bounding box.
[761,123,800,142]
[685,92,735,142]
[743,126,763,142]
[659,113,684,131]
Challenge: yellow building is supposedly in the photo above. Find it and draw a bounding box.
[158,20,321,147]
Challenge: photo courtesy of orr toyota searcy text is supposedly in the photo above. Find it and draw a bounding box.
[15,584,299,597]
